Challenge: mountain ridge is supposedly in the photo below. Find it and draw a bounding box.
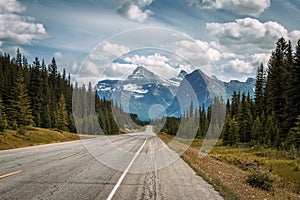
[97,67,255,120]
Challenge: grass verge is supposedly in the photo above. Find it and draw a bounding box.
[0,127,80,150]
[157,133,300,200]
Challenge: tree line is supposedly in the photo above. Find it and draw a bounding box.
[161,38,300,151]
[223,38,300,150]
[0,50,123,134]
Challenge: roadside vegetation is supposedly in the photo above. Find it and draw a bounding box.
[0,126,79,150]
[158,133,300,199]
[159,38,300,199]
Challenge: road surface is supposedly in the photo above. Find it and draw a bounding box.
[0,126,223,200]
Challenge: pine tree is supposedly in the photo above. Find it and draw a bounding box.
[222,117,239,146]
[7,71,33,128]
[265,112,280,147]
[285,39,300,133]
[255,63,266,117]
[29,57,43,126]
[40,60,51,128]
[251,116,264,144]
[286,115,300,149]
[238,93,253,143]
[0,97,7,131]
[265,38,289,140]
[57,94,69,131]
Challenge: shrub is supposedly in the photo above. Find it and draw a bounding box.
[17,126,27,135]
[246,169,274,191]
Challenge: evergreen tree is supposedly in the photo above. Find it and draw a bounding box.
[222,117,239,146]
[286,115,300,149]
[238,93,253,143]
[265,38,289,140]
[251,116,264,144]
[29,57,43,126]
[265,112,280,147]
[7,71,33,128]
[285,39,300,133]
[254,63,266,117]
[0,97,7,131]
[57,94,69,131]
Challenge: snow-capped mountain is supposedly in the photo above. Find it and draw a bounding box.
[96,66,255,120]
[97,66,175,120]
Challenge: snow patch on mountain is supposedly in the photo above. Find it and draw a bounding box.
[123,84,148,94]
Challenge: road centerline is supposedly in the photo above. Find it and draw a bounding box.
[60,152,80,160]
[0,170,22,179]
[106,137,148,200]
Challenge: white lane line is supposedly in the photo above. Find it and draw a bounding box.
[106,138,147,200]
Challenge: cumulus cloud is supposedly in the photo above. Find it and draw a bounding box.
[53,52,63,59]
[117,0,153,22]
[0,0,47,46]
[122,53,183,79]
[188,0,270,16]
[206,18,290,53]
[289,30,300,45]
[174,40,222,65]
[89,42,130,62]
[108,62,138,78]
[251,53,270,67]
[221,53,271,77]
[221,58,254,74]
[124,53,170,67]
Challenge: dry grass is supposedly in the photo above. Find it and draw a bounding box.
[157,133,300,200]
[0,127,80,150]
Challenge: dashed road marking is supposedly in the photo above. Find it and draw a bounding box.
[60,152,80,159]
[0,170,22,179]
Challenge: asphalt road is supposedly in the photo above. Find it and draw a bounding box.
[0,126,223,200]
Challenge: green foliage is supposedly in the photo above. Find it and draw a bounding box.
[57,94,69,131]
[246,169,274,191]
[222,117,239,146]
[220,37,300,149]
[254,63,266,117]
[0,98,7,131]
[17,126,27,136]
[7,71,33,128]
[286,115,300,150]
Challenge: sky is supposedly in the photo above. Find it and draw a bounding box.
[1,0,300,83]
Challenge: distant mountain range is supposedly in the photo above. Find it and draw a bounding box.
[96,66,255,120]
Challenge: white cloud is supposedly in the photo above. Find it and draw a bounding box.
[53,52,63,59]
[174,40,221,65]
[221,58,254,74]
[0,0,25,13]
[289,30,300,45]
[251,53,270,67]
[78,60,99,77]
[0,0,47,46]
[122,53,182,79]
[188,0,270,16]
[89,42,130,61]
[206,18,289,53]
[117,0,153,22]
[108,62,138,79]
[220,53,271,80]
[124,53,170,67]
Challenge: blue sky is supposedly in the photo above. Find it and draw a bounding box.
[1,0,300,82]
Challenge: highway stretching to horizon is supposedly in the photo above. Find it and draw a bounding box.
[0,126,223,200]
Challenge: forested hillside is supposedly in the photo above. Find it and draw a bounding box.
[223,38,300,150]
[0,50,121,135]
[161,38,300,151]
